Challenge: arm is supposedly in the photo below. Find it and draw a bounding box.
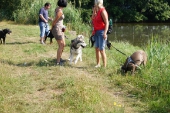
[101,10,109,39]
[51,10,63,29]
[39,14,48,23]
[48,17,53,21]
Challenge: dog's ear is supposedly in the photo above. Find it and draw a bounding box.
[77,35,84,40]
[3,29,7,33]
[81,35,84,39]
[71,40,74,43]
[80,35,84,39]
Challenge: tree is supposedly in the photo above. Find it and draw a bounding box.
[104,0,170,22]
[0,0,22,20]
[144,0,170,22]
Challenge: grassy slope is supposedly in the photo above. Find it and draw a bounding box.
[0,21,147,113]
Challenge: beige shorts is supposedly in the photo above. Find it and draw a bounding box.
[52,26,64,40]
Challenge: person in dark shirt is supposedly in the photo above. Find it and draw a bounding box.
[38,2,53,44]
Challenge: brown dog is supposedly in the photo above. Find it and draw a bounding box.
[121,50,147,75]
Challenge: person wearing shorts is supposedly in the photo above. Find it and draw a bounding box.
[51,0,67,65]
[92,0,109,68]
[38,2,52,44]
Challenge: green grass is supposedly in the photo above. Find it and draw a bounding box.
[0,21,170,113]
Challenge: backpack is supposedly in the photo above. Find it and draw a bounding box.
[107,19,113,34]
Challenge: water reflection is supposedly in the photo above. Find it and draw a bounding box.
[108,23,170,47]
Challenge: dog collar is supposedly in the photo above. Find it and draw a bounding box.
[126,57,135,68]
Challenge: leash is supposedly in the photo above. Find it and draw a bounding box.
[110,44,142,70]
[89,35,128,57]
[110,45,128,57]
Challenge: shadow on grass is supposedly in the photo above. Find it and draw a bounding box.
[5,41,36,45]
[0,58,69,67]
[0,58,89,72]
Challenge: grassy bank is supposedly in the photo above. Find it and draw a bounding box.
[0,21,170,113]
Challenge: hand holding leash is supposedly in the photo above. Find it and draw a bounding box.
[103,34,107,40]
[48,17,53,21]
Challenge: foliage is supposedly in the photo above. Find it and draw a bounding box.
[0,0,170,23]
[63,3,91,36]
[7,0,91,36]
[142,38,170,112]
[144,0,170,21]
[13,0,53,24]
[0,0,22,20]
[104,0,170,22]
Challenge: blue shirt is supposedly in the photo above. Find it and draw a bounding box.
[39,7,48,22]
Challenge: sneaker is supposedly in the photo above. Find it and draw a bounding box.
[41,41,45,45]
[60,58,64,62]
[95,64,101,68]
[60,58,66,63]
[56,62,63,66]
[56,62,60,65]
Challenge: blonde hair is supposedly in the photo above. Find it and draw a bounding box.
[94,0,103,8]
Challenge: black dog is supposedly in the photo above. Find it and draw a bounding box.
[44,30,54,44]
[89,35,112,49]
[0,28,12,44]
[44,30,68,44]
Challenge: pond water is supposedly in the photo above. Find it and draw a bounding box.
[108,23,170,47]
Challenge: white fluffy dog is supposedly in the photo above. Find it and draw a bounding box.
[68,35,87,64]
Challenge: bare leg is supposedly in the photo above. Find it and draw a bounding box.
[56,38,65,63]
[40,37,45,44]
[100,49,107,67]
[95,48,100,66]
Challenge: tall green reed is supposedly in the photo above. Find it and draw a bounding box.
[142,36,170,112]
[12,0,91,36]
[108,36,170,112]
[64,3,91,36]
[13,0,51,24]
